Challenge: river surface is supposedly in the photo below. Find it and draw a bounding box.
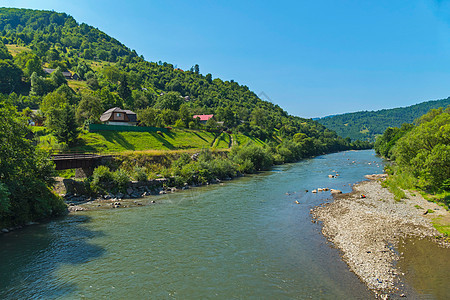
[1,150,386,299]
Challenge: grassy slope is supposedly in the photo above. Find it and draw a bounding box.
[5,44,30,56]
[32,128,259,153]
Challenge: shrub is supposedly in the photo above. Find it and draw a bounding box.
[113,169,130,192]
[91,165,114,193]
[172,153,192,169]
[231,144,273,173]
[210,159,237,179]
[133,166,148,182]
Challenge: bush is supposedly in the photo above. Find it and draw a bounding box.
[113,169,130,192]
[210,159,237,179]
[91,165,114,193]
[231,144,273,173]
[172,153,192,169]
[133,166,148,182]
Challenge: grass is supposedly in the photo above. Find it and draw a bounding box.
[6,44,31,56]
[213,132,231,148]
[381,178,407,201]
[432,217,450,237]
[233,133,265,146]
[69,129,246,153]
[67,80,87,91]
[55,169,76,179]
[422,191,450,211]
[33,125,269,156]
[414,204,423,209]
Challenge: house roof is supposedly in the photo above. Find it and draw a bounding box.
[43,68,56,74]
[100,107,136,122]
[193,114,214,121]
[43,68,72,78]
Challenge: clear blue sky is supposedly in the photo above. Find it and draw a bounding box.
[3,0,450,118]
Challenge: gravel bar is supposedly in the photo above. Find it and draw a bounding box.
[312,175,449,299]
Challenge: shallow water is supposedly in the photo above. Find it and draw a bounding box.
[397,238,450,300]
[1,150,385,299]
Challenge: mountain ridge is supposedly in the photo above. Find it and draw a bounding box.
[316,97,450,141]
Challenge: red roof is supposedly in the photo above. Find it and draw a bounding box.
[193,114,214,121]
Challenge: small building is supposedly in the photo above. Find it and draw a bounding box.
[193,114,214,124]
[100,107,137,126]
[43,68,74,80]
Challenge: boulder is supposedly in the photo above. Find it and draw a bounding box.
[330,189,342,194]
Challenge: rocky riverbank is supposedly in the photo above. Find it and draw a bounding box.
[59,176,234,212]
[312,175,449,299]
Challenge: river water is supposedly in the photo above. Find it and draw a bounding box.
[1,150,386,299]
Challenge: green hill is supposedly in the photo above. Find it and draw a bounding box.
[317,97,450,142]
[0,7,370,161]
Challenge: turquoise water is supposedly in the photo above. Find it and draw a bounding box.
[0,150,385,299]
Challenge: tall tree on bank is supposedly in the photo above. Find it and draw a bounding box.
[0,103,66,227]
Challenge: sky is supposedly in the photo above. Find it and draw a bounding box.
[2,0,450,118]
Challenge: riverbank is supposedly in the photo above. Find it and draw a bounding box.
[312,176,450,299]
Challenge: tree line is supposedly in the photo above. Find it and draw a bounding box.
[374,107,450,207]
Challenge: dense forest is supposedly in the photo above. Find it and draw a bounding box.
[0,8,372,227]
[374,107,450,208]
[317,98,450,142]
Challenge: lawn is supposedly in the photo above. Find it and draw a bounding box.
[74,129,222,153]
[33,126,268,154]
[233,133,265,146]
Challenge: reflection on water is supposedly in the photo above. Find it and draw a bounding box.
[0,215,105,299]
[1,150,385,299]
[397,238,450,300]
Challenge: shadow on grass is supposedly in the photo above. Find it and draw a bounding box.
[153,132,175,150]
[101,131,135,150]
[192,131,208,142]
[0,215,106,299]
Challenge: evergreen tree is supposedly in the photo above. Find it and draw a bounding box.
[45,104,79,145]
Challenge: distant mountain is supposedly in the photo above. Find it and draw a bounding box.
[316,97,450,141]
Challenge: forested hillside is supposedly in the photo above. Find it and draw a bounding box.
[317,98,450,141]
[374,107,450,209]
[0,7,370,156]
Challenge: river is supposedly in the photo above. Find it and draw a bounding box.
[1,150,387,299]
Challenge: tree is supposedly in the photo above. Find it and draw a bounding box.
[205,73,212,84]
[216,106,236,128]
[0,41,12,60]
[76,61,91,80]
[45,104,79,145]
[40,89,69,113]
[30,72,53,96]
[0,59,22,94]
[24,55,43,77]
[0,103,66,227]
[50,67,67,87]
[194,64,200,75]
[205,117,220,131]
[76,93,103,125]
[118,75,132,103]
[155,91,183,111]
[137,107,159,127]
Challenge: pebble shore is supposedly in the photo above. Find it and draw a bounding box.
[312,175,449,299]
